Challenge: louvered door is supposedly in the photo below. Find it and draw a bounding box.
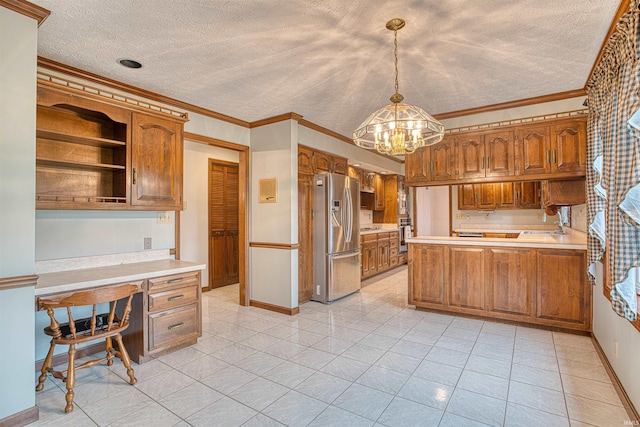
[209,161,239,289]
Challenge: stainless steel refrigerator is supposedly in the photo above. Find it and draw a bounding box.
[312,173,361,303]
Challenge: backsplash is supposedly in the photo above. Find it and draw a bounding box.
[360,209,373,227]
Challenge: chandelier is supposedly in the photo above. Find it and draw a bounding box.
[353,18,444,156]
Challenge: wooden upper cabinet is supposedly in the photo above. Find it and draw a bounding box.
[550,120,587,175]
[331,155,348,175]
[456,135,485,180]
[484,130,515,178]
[541,179,585,207]
[405,146,430,185]
[131,112,183,209]
[374,173,385,210]
[298,145,314,174]
[405,135,455,185]
[458,184,477,210]
[313,151,332,173]
[517,181,540,208]
[497,182,516,208]
[432,136,456,181]
[516,125,550,176]
[476,183,497,209]
[459,181,540,210]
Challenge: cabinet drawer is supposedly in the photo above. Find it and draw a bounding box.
[398,254,407,264]
[377,232,390,240]
[390,247,398,258]
[362,234,378,243]
[148,303,199,351]
[390,238,399,248]
[390,257,399,266]
[148,271,199,291]
[148,284,198,312]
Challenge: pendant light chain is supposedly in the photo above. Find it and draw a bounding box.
[393,29,399,97]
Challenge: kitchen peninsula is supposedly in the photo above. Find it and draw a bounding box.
[407,229,590,332]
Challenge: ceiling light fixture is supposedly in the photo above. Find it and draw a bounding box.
[353,18,444,156]
[118,58,142,69]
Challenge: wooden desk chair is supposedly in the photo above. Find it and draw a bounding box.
[35,284,138,413]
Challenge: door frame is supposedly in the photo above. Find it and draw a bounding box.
[181,132,250,306]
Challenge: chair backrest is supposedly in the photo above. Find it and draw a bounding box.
[38,284,138,340]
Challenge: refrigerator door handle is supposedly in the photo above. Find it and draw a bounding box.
[331,249,359,260]
[344,186,352,243]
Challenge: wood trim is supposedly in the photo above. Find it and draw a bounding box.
[0,274,38,291]
[0,405,38,427]
[185,132,250,306]
[298,118,404,164]
[37,57,251,128]
[586,0,631,88]
[174,212,180,260]
[592,335,640,423]
[0,0,50,26]
[250,300,300,316]
[34,342,104,373]
[169,248,176,256]
[250,113,304,128]
[249,242,300,250]
[184,132,248,151]
[433,89,586,121]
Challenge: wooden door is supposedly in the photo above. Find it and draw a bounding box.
[486,248,535,317]
[456,135,485,179]
[476,183,497,209]
[209,161,240,289]
[298,173,314,302]
[405,146,430,185]
[377,238,390,270]
[517,181,540,208]
[409,244,447,305]
[536,249,589,327]
[362,242,377,277]
[458,184,477,210]
[431,136,455,182]
[374,174,385,210]
[331,155,348,175]
[131,112,182,209]
[516,126,550,176]
[298,145,314,174]
[484,131,515,178]
[550,120,587,175]
[449,247,485,310]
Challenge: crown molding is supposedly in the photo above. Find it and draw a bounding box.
[250,113,304,128]
[0,0,50,26]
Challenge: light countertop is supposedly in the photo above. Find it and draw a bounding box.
[360,228,399,235]
[36,259,206,296]
[408,229,586,250]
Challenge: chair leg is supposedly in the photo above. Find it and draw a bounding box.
[64,344,76,413]
[105,337,114,366]
[114,334,137,385]
[36,341,56,392]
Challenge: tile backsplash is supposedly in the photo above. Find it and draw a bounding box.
[360,209,373,227]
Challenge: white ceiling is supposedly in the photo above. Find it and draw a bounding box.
[33,1,619,139]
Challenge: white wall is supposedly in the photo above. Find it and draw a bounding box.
[0,7,37,420]
[181,140,239,288]
[250,121,298,308]
[415,187,450,236]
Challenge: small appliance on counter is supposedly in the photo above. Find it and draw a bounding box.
[312,173,361,304]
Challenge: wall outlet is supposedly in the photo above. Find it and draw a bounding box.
[157,211,172,224]
[456,214,466,220]
[144,237,152,250]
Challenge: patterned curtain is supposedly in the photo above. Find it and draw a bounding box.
[586,0,640,321]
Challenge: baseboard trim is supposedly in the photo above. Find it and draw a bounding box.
[250,300,299,316]
[592,335,639,423]
[34,342,104,372]
[0,405,38,427]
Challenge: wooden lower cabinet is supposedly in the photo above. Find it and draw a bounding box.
[123,271,202,363]
[362,239,377,278]
[408,243,590,331]
[361,231,405,279]
[536,249,590,327]
[449,247,485,310]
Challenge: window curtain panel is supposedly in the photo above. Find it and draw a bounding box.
[586,0,640,321]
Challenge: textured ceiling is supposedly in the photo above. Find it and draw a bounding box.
[33,0,619,138]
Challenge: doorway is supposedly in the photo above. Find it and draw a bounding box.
[208,159,239,289]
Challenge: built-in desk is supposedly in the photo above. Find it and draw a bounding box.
[36,259,206,363]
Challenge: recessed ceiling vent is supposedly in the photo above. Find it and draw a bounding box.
[118,59,142,69]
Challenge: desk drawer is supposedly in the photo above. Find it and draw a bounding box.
[148,284,198,312]
[148,303,199,351]
[148,271,199,291]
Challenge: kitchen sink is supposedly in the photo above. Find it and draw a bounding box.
[521,230,566,235]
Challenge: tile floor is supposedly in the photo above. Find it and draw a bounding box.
[31,266,633,426]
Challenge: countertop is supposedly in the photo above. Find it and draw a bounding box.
[408,229,586,250]
[360,227,399,235]
[36,259,206,296]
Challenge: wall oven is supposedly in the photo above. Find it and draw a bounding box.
[399,217,412,254]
